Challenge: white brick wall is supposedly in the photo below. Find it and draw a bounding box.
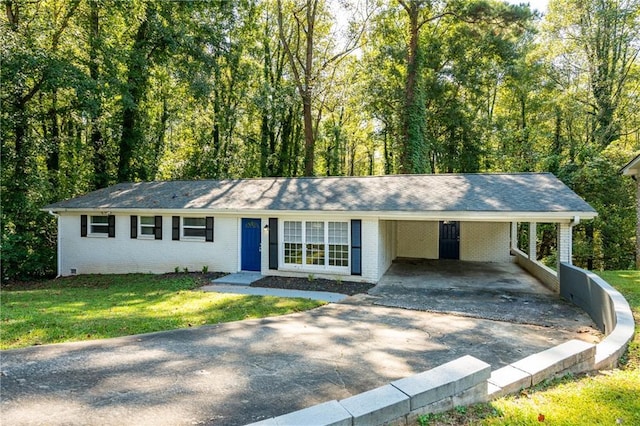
[377,220,395,280]
[58,214,516,280]
[361,219,379,282]
[397,221,439,259]
[558,223,572,264]
[59,213,239,276]
[460,222,511,262]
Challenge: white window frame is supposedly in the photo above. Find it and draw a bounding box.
[138,216,156,239]
[182,217,206,241]
[89,215,109,236]
[280,219,350,273]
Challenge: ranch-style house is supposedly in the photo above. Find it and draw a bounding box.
[43,173,597,283]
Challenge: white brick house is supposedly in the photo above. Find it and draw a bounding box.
[43,173,597,283]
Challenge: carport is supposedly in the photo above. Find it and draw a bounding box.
[369,258,595,330]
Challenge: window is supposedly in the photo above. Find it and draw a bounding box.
[131,215,162,240]
[140,216,155,236]
[282,220,348,269]
[283,221,303,264]
[81,214,114,238]
[172,216,214,241]
[328,222,349,266]
[305,221,325,265]
[183,217,206,238]
[90,216,109,234]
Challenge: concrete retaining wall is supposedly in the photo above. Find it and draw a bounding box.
[559,263,635,370]
[247,264,634,426]
[512,248,559,292]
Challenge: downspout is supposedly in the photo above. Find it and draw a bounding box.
[567,215,580,266]
[48,211,62,278]
[570,215,580,227]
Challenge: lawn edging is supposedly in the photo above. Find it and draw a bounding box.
[247,264,635,426]
[248,355,492,426]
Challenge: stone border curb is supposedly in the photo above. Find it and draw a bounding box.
[246,356,490,426]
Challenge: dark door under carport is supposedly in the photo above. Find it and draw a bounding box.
[439,221,460,259]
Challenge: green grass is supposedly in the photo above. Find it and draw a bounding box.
[417,270,640,426]
[0,274,325,350]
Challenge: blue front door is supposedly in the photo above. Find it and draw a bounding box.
[241,218,261,271]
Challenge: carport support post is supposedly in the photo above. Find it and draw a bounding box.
[558,223,572,266]
[529,222,537,260]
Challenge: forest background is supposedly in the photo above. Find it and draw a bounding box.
[2,0,639,280]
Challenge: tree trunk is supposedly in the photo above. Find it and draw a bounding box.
[400,6,421,174]
[118,9,151,182]
[302,92,315,175]
[89,1,108,189]
[46,91,60,176]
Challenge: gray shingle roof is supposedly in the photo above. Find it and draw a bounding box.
[43,173,596,215]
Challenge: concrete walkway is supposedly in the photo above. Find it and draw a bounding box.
[212,272,264,286]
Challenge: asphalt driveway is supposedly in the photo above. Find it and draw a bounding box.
[1,294,598,426]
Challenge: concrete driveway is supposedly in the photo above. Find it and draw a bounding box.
[369,259,596,330]
[1,262,600,426]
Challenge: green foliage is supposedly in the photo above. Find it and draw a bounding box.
[1,0,639,278]
[566,148,636,270]
[0,274,324,349]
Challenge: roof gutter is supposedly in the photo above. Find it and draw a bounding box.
[41,207,598,222]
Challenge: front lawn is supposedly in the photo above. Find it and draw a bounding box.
[417,270,640,426]
[0,274,325,350]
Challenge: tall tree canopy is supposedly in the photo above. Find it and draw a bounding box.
[1,0,638,279]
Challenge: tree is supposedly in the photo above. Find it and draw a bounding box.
[546,0,639,151]
[276,0,368,176]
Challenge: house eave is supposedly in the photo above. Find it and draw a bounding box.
[42,207,597,223]
[621,153,640,176]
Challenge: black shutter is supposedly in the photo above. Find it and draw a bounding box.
[351,219,362,276]
[81,215,87,237]
[172,216,180,241]
[130,216,138,239]
[205,217,214,242]
[154,216,163,240]
[108,215,116,238]
[269,218,278,270]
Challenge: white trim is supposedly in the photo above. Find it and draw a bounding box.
[89,215,109,236]
[138,215,156,239]
[237,217,242,272]
[180,216,206,241]
[621,153,640,176]
[45,208,597,222]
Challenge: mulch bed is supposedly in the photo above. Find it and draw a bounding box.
[250,275,374,296]
[162,272,227,286]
